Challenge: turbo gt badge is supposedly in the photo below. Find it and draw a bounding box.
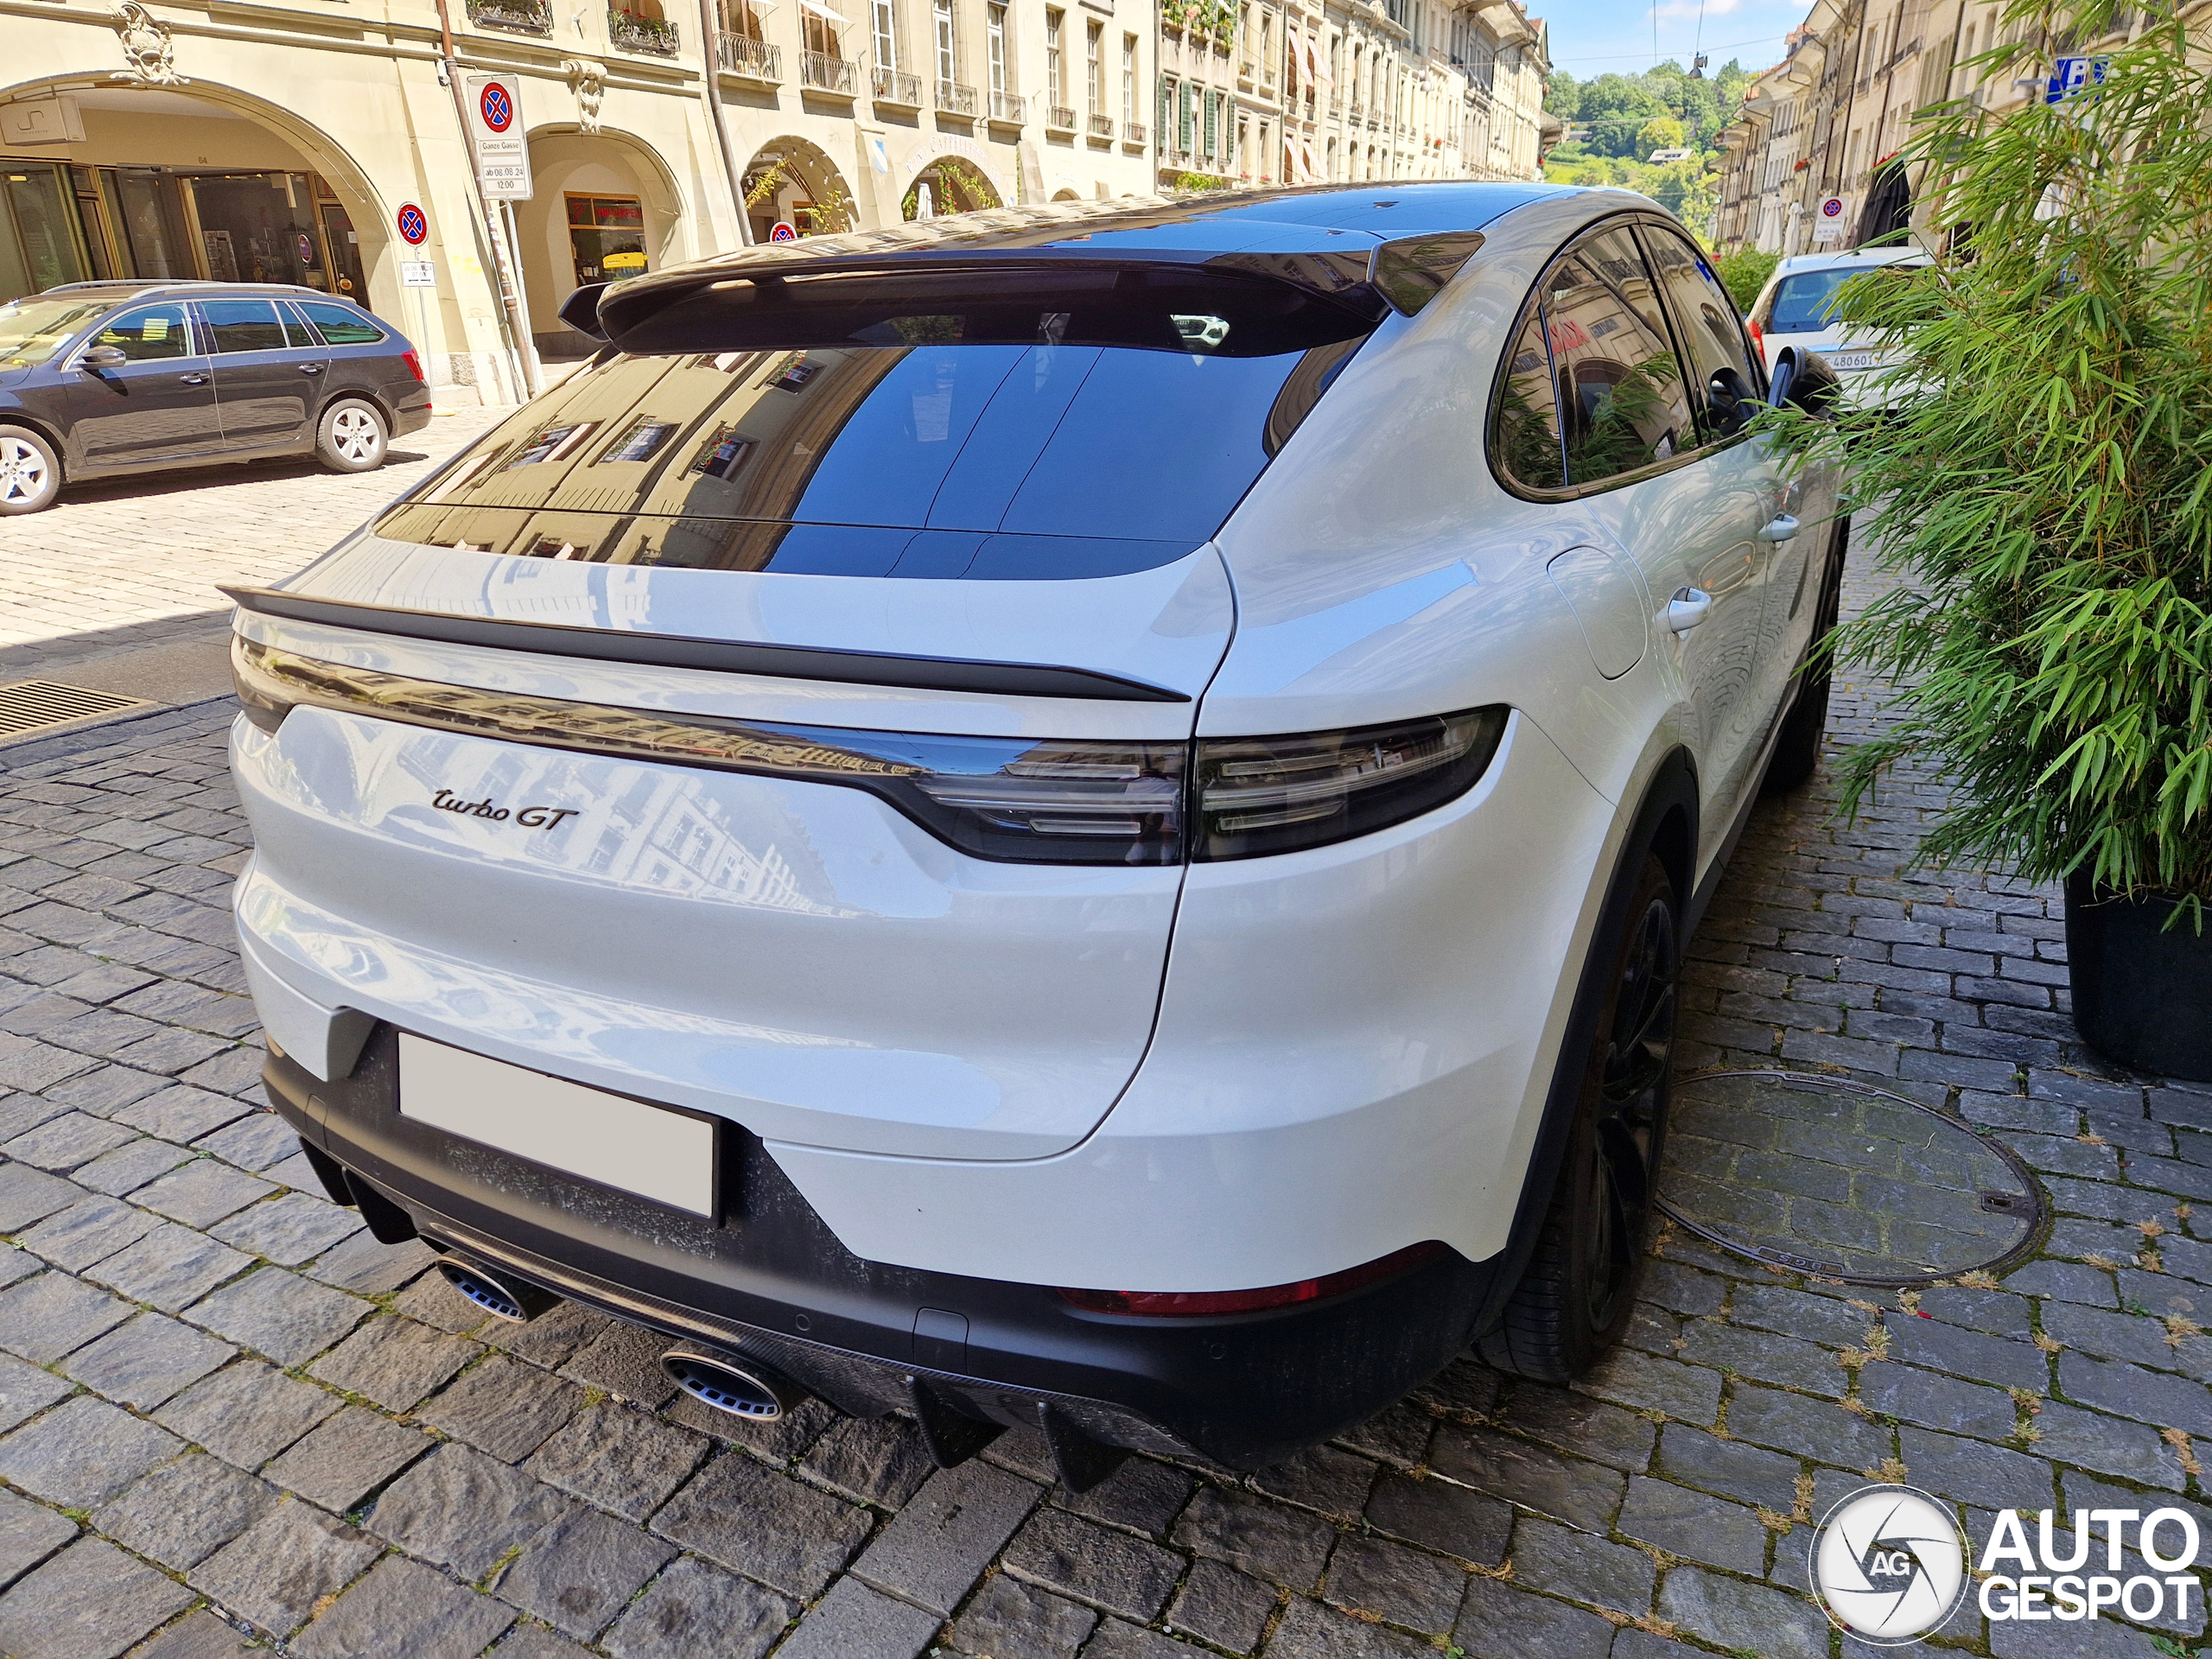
[430,790,578,830]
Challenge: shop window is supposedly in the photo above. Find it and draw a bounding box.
[315,196,368,301]
[111,172,194,283]
[0,164,90,302]
[567,194,647,286]
[186,173,325,288]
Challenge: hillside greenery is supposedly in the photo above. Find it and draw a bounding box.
[1541,59,1752,240]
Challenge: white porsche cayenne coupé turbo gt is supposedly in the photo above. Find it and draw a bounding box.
[226,182,1842,1485]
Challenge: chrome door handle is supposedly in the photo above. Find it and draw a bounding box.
[299,364,324,374]
[1757,514,1800,543]
[1668,588,1713,632]
[179,372,208,385]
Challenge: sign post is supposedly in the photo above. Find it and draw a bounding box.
[461,74,540,398]
[396,203,436,392]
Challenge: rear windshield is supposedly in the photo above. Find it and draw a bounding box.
[1765,265,1920,334]
[374,336,1358,580]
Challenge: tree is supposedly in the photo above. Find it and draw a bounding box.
[1773,1,2212,914]
[1639,116,1687,155]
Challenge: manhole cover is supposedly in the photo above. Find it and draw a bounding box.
[1654,1071,2044,1286]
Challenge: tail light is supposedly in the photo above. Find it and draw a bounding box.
[232,636,1505,867]
[1057,1242,1448,1317]
[1746,315,1764,355]
[401,348,425,385]
[1192,708,1507,861]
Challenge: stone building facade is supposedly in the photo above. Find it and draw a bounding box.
[1153,0,1548,188]
[1,0,1546,404]
[1713,0,2191,256]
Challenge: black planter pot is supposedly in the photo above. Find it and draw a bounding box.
[2064,872,2212,1084]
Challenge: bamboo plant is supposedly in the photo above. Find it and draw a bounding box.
[1776,1,2212,918]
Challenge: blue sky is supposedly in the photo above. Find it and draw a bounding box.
[1540,0,1810,82]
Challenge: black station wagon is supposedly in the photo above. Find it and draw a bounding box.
[0,279,431,514]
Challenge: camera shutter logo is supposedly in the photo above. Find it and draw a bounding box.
[1809,1484,1967,1644]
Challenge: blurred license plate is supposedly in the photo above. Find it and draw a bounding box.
[1827,351,1878,371]
[398,1034,716,1215]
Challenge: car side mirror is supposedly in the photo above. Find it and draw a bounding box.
[558,283,611,341]
[1768,348,1838,417]
[1706,365,1755,436]
[79,344,129,371]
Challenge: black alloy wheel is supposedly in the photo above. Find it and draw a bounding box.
[1481,854,1680,1382]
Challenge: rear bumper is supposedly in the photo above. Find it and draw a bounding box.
[266,1024,1497,1468]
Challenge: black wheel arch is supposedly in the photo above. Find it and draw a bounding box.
[1468,747,1699,1344]
[0,413,68,468]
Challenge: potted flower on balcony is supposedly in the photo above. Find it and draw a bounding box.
[1783,2,2212,1080]
[608,3,678,52]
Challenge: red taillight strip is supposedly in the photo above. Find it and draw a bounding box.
[1055,1241,1448,1317]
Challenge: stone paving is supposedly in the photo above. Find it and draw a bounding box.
[0,407,507,678]
[0,488,2208,1658]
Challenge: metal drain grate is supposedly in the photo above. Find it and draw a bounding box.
[0,680,150,739]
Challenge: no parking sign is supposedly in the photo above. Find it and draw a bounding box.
[397,203,429,246]
[464,74,531,200]
[770,221,798,242]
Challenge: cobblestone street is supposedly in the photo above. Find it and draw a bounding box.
[0,457,2207,1659]
[0,408,507,679]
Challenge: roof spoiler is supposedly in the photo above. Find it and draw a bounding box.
[573,230,1485,356]
[559,281,611,341]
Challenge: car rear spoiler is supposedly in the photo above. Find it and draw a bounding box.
[559,213,1484,355]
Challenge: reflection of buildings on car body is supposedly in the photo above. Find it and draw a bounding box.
[2,0,1550,403]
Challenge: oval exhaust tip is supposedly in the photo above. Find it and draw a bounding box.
[662,1348,800,1421]
[433,1258,556,1323]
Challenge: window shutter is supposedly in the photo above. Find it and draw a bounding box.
[1159,74,1170,148]
[1204,89,1217,157]
[1179,81,1194,153]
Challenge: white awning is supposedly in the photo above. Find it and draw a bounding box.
[799,0,850,25]
[1308,29,1331,83]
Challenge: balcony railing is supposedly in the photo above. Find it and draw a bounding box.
[802,49,856,92]
[938,79,978,116]
[1123,118,1146,145]
[1087,113,1114,139]
[988,89,1026,124]
[467,0,551,34]
[871,64,922,103]
[717,31,782,78]
[1047,104,1077,130]
[609,8,679,53]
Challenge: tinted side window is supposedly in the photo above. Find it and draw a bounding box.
[202,299,286,353]
[1491,302,1564,492]
[277,302,321,349]
[1638,226,1760,416]
[1541,236,1694,488]
[299,302,385,346]
[90,303,191,362]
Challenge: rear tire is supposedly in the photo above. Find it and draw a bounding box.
[316,399,388,473]
[1480,854,1680,1382]
[0,425,61,515]
[1762,514,1850,794]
